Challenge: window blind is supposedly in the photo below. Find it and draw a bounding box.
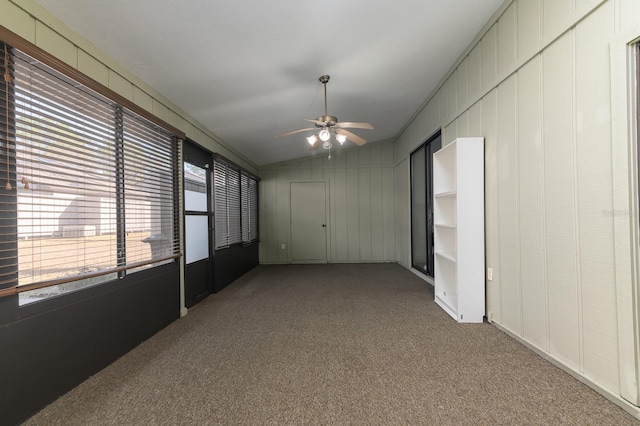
[241,173,258,243]
[227,166,241,245]
[214,158,242,248]
[123,110,179,266]
[0,43,179,300]
[213,158,228,248]
[213,157,259,249]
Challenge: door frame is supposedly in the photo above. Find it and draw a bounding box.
[289,179,330,263]
[183,140,214,307]
[410,129,442,278]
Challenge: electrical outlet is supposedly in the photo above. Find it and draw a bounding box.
[487,267,493,281]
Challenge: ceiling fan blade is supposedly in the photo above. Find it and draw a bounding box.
[303,118,326,126]
[338,129,367,146]
[276,127,314,138]
[335,122,374,130]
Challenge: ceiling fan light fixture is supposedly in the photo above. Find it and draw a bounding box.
[319,129,331,142]
[278,75,373,154]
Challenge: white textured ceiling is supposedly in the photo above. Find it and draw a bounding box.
[34,0,503,167]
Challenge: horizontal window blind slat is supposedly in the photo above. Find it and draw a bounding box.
[1,43,180,298]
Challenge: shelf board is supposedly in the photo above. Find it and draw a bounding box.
[435,223,456,229]
[435,250,457,263]
[434,190,456,198]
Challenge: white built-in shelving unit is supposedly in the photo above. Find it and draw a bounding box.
[432,137,485,323]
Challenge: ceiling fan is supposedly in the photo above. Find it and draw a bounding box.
[278,75,374,152]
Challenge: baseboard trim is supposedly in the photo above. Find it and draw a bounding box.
[410,267,434,285]
[492,322,640,420]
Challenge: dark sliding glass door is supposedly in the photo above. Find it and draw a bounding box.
[411,131,442,277]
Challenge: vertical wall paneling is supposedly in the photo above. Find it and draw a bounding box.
[620,0,640,30]
[277,169,291,262]
[152,100,170,125]
[334,168,349,261]
[457,111,469,138]
[497,2,517,77]
[133,86,153,113]
[438,87,448,125]
[609,14,640,404]
[468,45,482,101]
[517,55,546,350]
[382,167,396,262]
[497,75,521,335]
[259,170,279,262]
[392,0,640,411]
[482,24,498,91]
[78,50,108,86]
[542,33,581,370]
[518,0,542,61]
[395,159,410,268]
[542,0,572,41]
[447,72,458,119]
[108,70,134,101]
[370,168,384,261]
[35,21,77,67]
[458,58,469,109]
[575,0,606,16]
[347,167,360,261]
[468,102,483,136]
[260,142,395,265]
[1,1,36,41]
[574,3,620,392]
[358,168,372,260]
[444,121,457,145]
[483,90,501,323]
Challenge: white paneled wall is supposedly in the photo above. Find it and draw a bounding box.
[394,0,640,411]
[259,142,396,264]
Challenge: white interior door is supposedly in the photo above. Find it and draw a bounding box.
[290,181,327,262]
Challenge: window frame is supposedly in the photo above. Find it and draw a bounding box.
[212,155,259,250]
[0,29,184,304]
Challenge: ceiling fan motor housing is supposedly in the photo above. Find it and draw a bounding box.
[316,115,338,127]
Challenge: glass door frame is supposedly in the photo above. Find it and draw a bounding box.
[410,129,442,278]
[183,140,214,307]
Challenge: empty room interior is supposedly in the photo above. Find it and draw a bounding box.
[3,0,640,424]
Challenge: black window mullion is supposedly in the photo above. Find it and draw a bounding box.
[115,105,126,277]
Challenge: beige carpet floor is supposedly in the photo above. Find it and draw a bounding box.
[26,263,639,425]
